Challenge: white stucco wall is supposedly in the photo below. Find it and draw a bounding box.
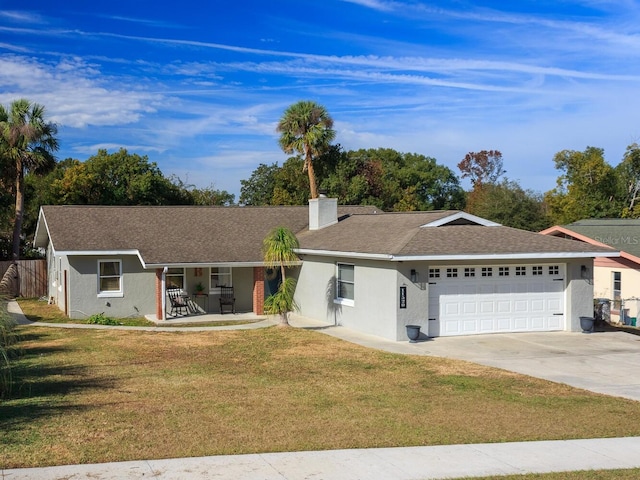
[565,258,596,332]
[295,255,405,340]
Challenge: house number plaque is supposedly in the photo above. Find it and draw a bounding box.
[399,286,407,309]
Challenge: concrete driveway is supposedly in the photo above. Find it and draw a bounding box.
[413,331,640,401]
[303,320,640,402]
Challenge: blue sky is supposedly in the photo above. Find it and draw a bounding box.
[2,1,640,200]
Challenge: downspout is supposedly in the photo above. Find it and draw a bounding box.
[162,267,168,321]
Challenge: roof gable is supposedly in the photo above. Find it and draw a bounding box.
[421,211,501,227]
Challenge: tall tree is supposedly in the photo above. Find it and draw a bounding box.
[239,163,280,205]
[262,227,300,327]
[458,150,505,187]
[52,149,191,206]
[544,146,619,224]
[0,99,58,262]
[465,179,550,231]
[616,143,640,217]
[276,101,335,200]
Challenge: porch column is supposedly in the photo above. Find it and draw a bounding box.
[252,267,264,315]
[155,268,163,320]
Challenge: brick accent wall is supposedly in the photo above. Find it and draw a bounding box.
[253,267,264,315]
[155,268,163,320]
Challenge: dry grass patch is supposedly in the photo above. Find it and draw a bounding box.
[3,326,640,469]
[458,469,640,479]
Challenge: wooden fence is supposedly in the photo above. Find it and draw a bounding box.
[0,259,47,298]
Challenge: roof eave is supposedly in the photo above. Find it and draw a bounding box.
[296,249,620,261]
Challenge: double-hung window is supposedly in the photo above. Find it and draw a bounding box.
[336,263,354,306]
[98,260,123,297]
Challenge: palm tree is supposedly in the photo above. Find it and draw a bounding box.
[0,99,58,263]
[276,100,335,200]
[262,227,300,326]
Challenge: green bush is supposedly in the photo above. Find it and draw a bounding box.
[86,313,119,326]
[0,297,20,399]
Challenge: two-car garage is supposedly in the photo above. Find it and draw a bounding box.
[427,263,565,337]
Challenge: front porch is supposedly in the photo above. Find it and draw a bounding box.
[154,265,280,321]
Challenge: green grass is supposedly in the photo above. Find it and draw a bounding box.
[457,469,640,479]
[3,325,640,469]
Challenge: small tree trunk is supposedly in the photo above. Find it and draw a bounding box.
[11,158,24,262]
[279,311,290,327]
[306,151,318,200]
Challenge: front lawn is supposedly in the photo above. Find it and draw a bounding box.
[3,325,640,469]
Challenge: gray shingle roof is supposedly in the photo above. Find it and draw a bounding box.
[36,206,616,266]
[36,205,376,265]
[297,212,618,258]
[562,219,640,258]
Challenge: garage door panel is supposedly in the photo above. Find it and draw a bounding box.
[431,264,565,337]
[497,300,511,313]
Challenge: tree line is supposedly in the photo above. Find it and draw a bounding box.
[2,98,640,262]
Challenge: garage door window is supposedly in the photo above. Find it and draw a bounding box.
[532,266,543,275]
[516,266,526,276]
[549,265,560,275]
[446,268,458,278]
[429,268,440,278]
[464,268,475,277]
[498,267,510,276]
[481,267,493,277]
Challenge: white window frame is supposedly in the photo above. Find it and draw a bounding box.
[335,263,355,306]
[97,259,123,298]
[613,271,622,302]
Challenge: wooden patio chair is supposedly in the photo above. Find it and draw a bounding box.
[219,286,235,314]
[168,289,190,316]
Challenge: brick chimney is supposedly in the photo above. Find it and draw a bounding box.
[309,193,338,230]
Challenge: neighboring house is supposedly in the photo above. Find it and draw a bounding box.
[34,198,617,341]
[541,219,640,321]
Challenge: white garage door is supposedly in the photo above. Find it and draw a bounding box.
[428,264,565,337]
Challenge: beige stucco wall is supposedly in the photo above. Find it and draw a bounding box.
[593,264,640,319]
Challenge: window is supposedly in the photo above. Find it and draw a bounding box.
[515,266,526,276]
[464,267,475,277]
[446,268,458,278]
[481,267,493,277]
[428,268,440,278]
[98,260,122,297]
[532,266,543,276]
[613,271,622,302]
[498,266,510,277]
[548,265,560,276]
[336,263,354,304]
[211,267,232,288]
[166,268,185,290]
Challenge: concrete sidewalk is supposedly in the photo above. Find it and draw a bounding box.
[4,437,640,479]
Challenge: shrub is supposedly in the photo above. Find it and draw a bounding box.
[86,313,119,326]
[0,296,20,399]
